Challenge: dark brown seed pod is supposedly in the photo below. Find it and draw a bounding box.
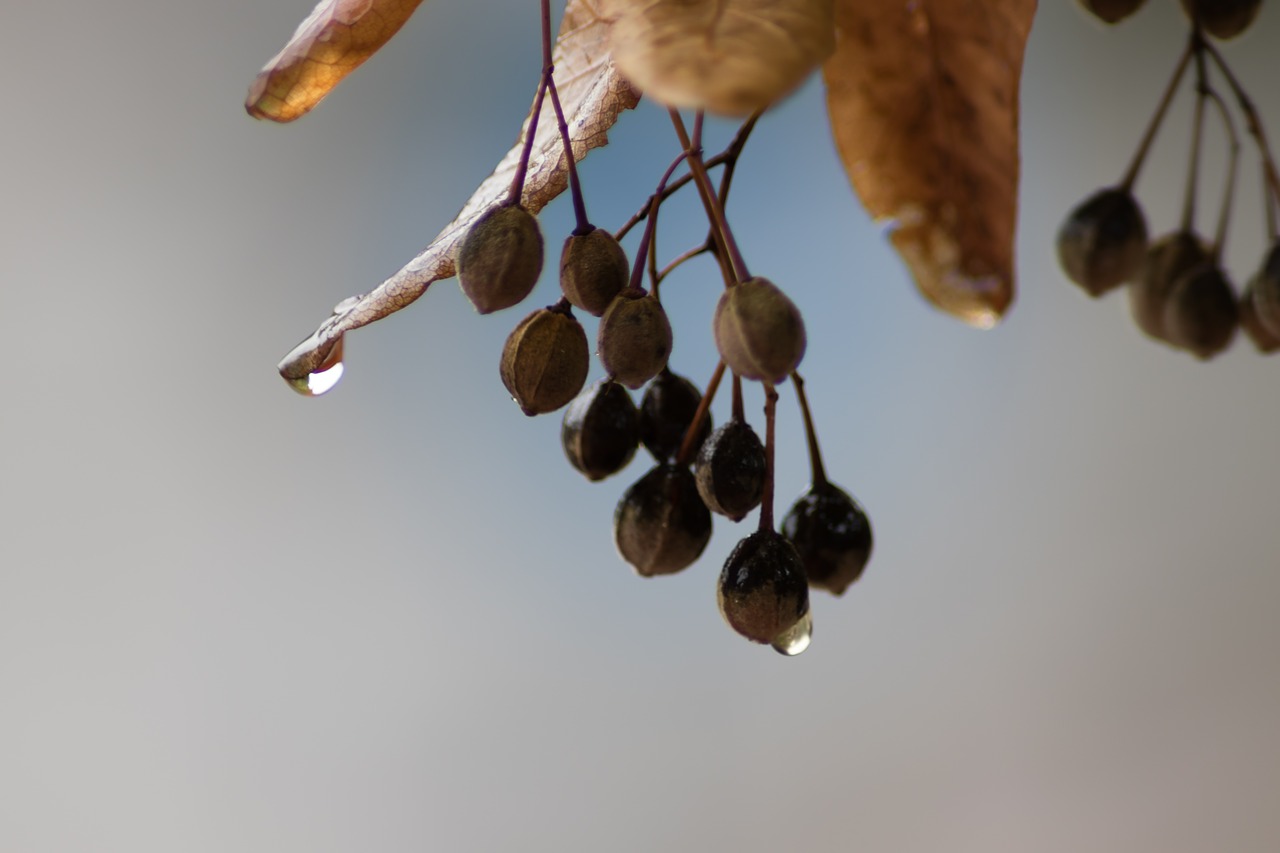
[1130,231,1211,342]
[638,369,711,462]
[1056,187,1148,297]
[1179,0,1262,38]
[499,304,589,416]
[1078,0,1148,22]
[713,276,806,383]
[613,463,712,577]
[457,204,545,314]
[1250,241,1280,338]
[1239,279,1280,353]
[598,288,673,389]
[694,420,766,522]
[561,380,640,481]
[781,482,873,596]
[1163,262,1239,360]
[560,226,630,317]
[717,529,809,645]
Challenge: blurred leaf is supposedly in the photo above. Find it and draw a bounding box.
[247,0,427,122]
[279,0,640,381]
[823,0,1035,327]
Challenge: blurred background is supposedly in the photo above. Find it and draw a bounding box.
[3,1,1279,851]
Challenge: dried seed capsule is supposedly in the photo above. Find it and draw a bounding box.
[560,226,630,317]
[598,288,673,389]
[713,276,806,383]
[1056,187,1148,297]
[1179,0,1261,38]
[1130,230,1210,342]
[694,420,766,522]
[614,463,712,577]
[781,482,873,596]
[1163,262,1239,360]
[500,304,589,416]
[1250,241,1280,338]
[1078,0,1148,22]
[457,204,545,314]
[561,380,640,481]
[638,368,711,462]
[1239,279,1280,354]
[717,529,809,645]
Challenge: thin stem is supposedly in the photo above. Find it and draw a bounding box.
[540,2,589,233]
[1266,160,1278,241]
[1121,38,1195,192]
[1181,49,1207,233]
[647,202,661,297]
[676,361,727,467]
[757,383,779,533]
[1204,82,1240,261]
[669,109,751,282]
[655,242,712,285]
[732,374,744,423]
[791,371,828,487]
[629,151,690,293]
[508,72,549,206]
[1202,38,1280,207]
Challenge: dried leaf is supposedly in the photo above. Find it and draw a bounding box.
[278,0,640,381]
[823,0,1035,328]
[605,0,834,117]
[247,0,427,123]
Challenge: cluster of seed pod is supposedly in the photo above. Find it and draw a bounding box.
[1060,2,1280,357]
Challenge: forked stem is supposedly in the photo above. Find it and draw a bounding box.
[540,0,589,233]
[791,371,828,488]
[669,109,751,283]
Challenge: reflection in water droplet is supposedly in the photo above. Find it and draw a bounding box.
[771,610,813,657]
[284,336,345,397]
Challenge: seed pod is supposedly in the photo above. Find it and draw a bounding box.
[1130,230,1211,342]
[694,420,766,522]
[717,529,809,644]
[713,277,806,383]
[1239,279,1280,354]
[1078,0,1148,22]
[1179,0,1261,38]
[561,380,640,481]
[1163,262,1239,360]
[457,204,545,314]
[614,463,712,577]
[781,482,873,596]
[1057,187,1148,297]
[598,288,673,389]
[638,368,711,462]
[560,227,630,317]
[500,304,589,416]
[1250,241,1280,338]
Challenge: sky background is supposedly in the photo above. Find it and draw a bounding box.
[3,2,1280,851]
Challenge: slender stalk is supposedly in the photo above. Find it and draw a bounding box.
[1202,38,1280,222]
[732,374,744,423]
[1204,84,1240,260]
[669,109,750,282]
[676,361,727,466]
[508,74,549,206]
[1266,160,1278,241]
[539,0,589,233]
[791,371,828,487]
[1181,49,1207,233]
[757,383,779,533]
[1121,38,1195,192]
[629,151,690,293]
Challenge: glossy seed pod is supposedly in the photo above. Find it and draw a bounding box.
[598,288,673,389]
[1078,0,1148,22]
[638,369,711,462]
[1056,187,1148,297]
[717,529,810,644]
[1179,0,1262,38]
[781,482,873,596]
[614,463,712,577]
[560,227,630,317]
[694,420,766,522]
[457,204,545,314]
[1250,241,1280,337]
[1130,230,1211,342]
[499,304,589,416]
[561,380,640,481]
[713,276,806,383]
[1239,279,1280,353]
[1162,262,1239,360]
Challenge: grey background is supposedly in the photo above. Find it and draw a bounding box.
[3,1,1279,851]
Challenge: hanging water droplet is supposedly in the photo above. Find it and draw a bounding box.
[771,609,813,657]
[284,336,345,397]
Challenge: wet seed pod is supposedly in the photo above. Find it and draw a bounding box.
[1162,262,1239,360]
[1130,231,1211,343]
[1250,241,1280,338]
[781,482,873,596]
[1078,0,1148,22]
[694,420,766,522]
[560,227,630,317]
[713,276,806,383]
[457,204,545,314]
[639,368,711,462]
[717,529,809,645]
[499,304,589,416]
[561,380,640,481]
[1179,0,1262,38]
[598,288,673,389]
[1239,279,1280,353]
[1056,187,1148,297]
[614,463,712,577]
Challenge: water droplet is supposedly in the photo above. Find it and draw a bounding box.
[771,609,813,657]
[284,336,345,397]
